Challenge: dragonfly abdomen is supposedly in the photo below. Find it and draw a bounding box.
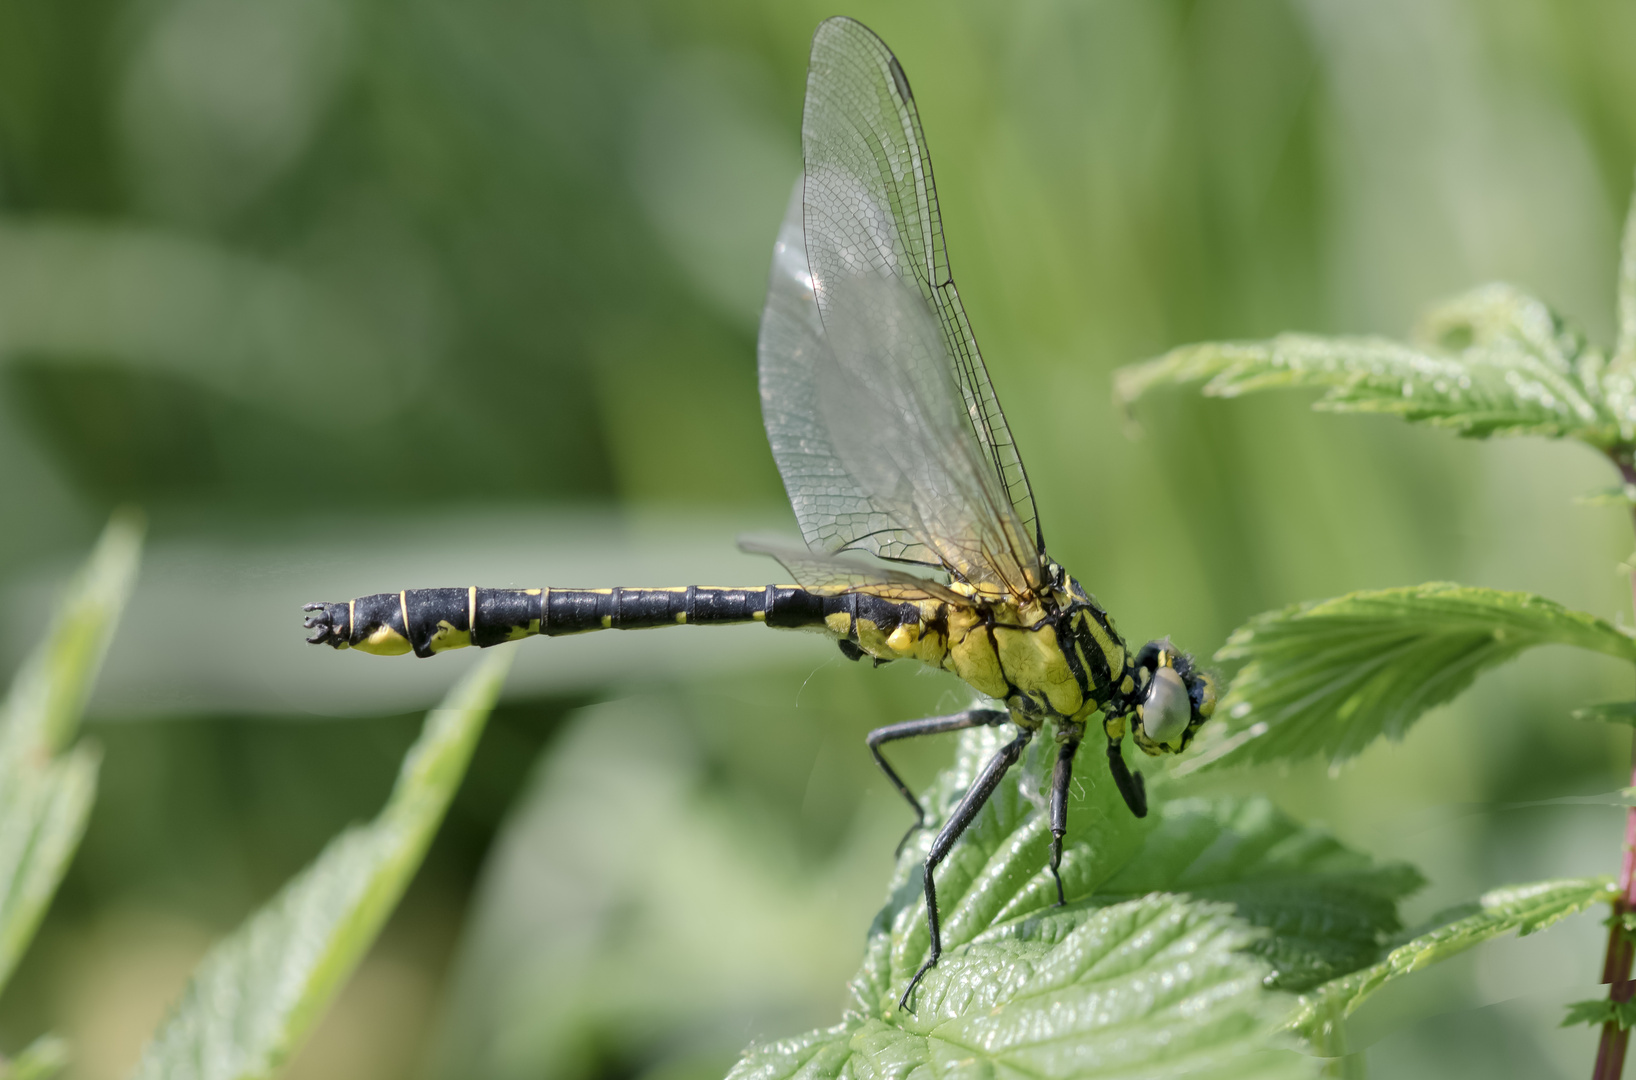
[303,585,873,658]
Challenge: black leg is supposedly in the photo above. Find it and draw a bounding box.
[1048,731,1082,906]
[1106,736,1147,818]
[899,726,1034,1012]
[867,707,1007,854]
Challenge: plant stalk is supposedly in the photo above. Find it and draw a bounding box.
[1594,456,1636,1080]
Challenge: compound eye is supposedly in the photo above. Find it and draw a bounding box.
[1196,672,1218,719]
[1142,666,1192,750]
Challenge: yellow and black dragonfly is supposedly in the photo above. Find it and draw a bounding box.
[304,16,1216,1010]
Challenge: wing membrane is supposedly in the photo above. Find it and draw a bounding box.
[755,18,1045,595]
[824,270,1040,593]
[802,17,1043,557]
[759,182,931,567]
[759,186,1039,594]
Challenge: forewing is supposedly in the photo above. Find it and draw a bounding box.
[758,178,1037,595]
[802,17,1044,557]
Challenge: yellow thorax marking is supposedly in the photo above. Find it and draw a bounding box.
[886,621,919,653]
[993,618,1080,715]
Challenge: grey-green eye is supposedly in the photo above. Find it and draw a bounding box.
[1142,666,1191,748]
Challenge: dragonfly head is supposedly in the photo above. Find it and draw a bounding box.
[1129,638,1217,756]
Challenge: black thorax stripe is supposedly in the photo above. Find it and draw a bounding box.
[1067,608,1119,702]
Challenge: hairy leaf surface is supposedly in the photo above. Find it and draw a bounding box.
[1184,583,1636,768]
[1098,797,1422,991]
[728,725,1426,1079]
[734,893,1314,1080]
[1117,284,1632,446]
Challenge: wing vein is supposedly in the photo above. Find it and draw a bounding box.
[753,17,1046,597]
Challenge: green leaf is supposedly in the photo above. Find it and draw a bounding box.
[733,726,1324,1080]
[430,694,910,1080]
[1288,876,1613,1053]
[734,895,1316,1080]
[0,512,143,994]
[0,509,144,764]
[0,1035,69,1080]
[1097,797,1423,992]
[1561,998,1619,1029]
[1183,583,1636,769]
[866,728,1150,1009]
[1561,997,1636,1030]
[1116,283,1628,447]
[0,746,100,996]
[130,652,512,1080]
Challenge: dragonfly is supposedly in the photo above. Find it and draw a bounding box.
[303,15,1216,1011]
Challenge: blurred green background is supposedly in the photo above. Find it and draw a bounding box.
[1,0,1635,1076]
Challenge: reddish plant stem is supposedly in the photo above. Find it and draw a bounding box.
[1594,456,1636,1080]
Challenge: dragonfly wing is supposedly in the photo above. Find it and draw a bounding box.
[757,19,1046,595]
[816,269,1040,595]
[759,180,1038,594]
[802,17,1044,558]
[738,537,967,606]
[759,180,936,569]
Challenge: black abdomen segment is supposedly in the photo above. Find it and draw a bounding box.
[303,585,843,658]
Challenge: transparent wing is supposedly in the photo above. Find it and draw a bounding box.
[802,17,1043,557]
[831,270,1042,593]
[756,18,1046,594]
[759,181,932,567]
[738,537,967,606]
[759,184,1039,594]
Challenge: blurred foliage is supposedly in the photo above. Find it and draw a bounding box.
[130,654,509,1080]
[0,516,140,1077]
[1294,876,1616,1055]
[0,1036,69,1080]
[1,0,1636,1078]
[0,527,506,1080]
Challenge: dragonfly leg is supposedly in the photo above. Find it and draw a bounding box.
[867,707,1007,855]
[1048,728,1083,906]
[1105,735,1148,818]
[899,725,1034,1013]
